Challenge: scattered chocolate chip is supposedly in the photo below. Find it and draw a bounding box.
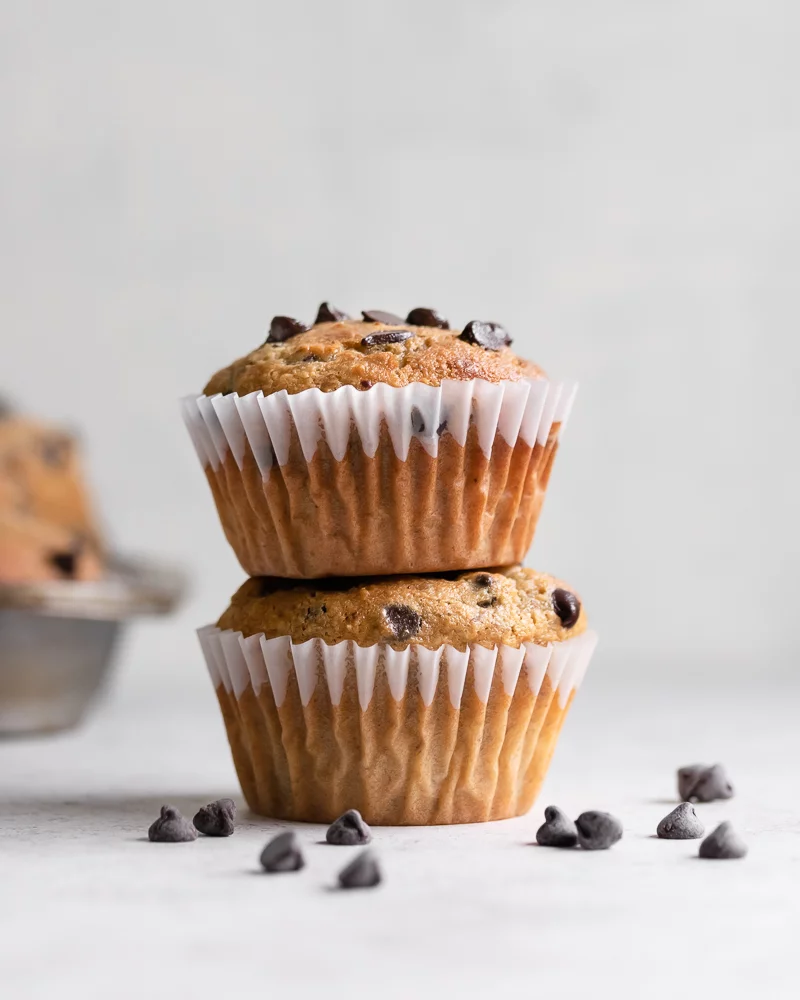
[699,821,748,859]
[193,798,236,837]
[361,330,414,348]
[338,849,382,889]
[49,551,77,579]
[406,307,449,328]
[148,805,198,843]
[575,811,623,850]
[326,809,373,846]
[360,380,374,390]
[459,320,512,351]
[260,831,305,872]
[267,316,309,343]
[315,301,349,323]
[382,604,423,642]
[473,573,493,587]
[362,309,405,325]
[477,597,497,608]
[436,419,448,436]
[657,802,705,840]
[678,764,734,803]
[536,805,579,848]
[411,407,425,434]
[552,588,580,629]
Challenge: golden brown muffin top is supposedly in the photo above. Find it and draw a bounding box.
[204,305,544,397]
[217,566,586,650]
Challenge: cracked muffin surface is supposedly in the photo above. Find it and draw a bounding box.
[204,317,544,397]
[217,566,586,650]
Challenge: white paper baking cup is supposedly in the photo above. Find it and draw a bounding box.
[197,626,598,711]
[182,377,577,475]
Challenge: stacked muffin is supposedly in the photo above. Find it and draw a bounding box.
[184,305,597,824]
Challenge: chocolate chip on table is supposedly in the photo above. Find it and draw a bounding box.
[656,802,705,840]
[260,831,305,872]
[361,330,414,348]
[698,821,748,860]
[382,604,423,642]
[148,805,198,843]
[49,551,77,579]
[326,809,373,846]
[315,301,349,323]
[362,309,405,325]
[406,307,449,329]
[267,316,309,343]
[678,764,734,803]
[338,850,382,889]
[536,805,579,848]
[459,320,512,351]
[193,798,236,837]
[552,588,581,629]
[575,811,623,850]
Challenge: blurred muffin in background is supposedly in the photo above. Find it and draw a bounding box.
[0,401,105,583]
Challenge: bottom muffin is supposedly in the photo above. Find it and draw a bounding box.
[198,567,598,825]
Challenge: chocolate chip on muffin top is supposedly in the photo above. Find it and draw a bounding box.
[203,305,543,396]
[217,567,586,650]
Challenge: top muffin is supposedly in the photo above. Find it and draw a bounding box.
[204,304,544,397]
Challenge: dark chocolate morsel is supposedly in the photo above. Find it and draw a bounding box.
[698,821,748,860]
[267,316,309,343]
[193,798,236,837]
[49,551,77,579]
[677,764,734,803]
[148,805,198,843]
[382,604,423,642]
[656,802,704,840]
[411,407,425,434]
[406,307,449,329]
[360,380,374,390]
[315,301,349,323]
[260,831,305,872]
[552,588,580,629]
[361,309,405,325]
[361,330,414,348]
[473,573,492,587]
[326,809,373,846]
[459,320,512,351]
[338,849,382,889]
[436,419,448,436]
[536,805,579,848]
[575,811,623,850]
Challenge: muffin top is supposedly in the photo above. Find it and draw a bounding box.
[217,566,586,650]
[204,304,544,397]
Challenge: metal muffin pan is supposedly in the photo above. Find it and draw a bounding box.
[0,556,184,736]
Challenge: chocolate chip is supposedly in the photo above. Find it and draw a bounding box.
[260,831,305,872]
[338,849,382,889]
[436,419,448,436]
[362,309,405,325]
[552,588,580,629]
[360,380,374,390]
[411,407,425,434]
[656,802,704,840]
[459,320,512,351]
[267,316,309,343]
[698,821,748,860]
[315,301,349,323]
[382,604,423,642]
[477,597,497,608]
[536,805,579,848]
[575,811,623,850]
[326,809,373,846]
[361,330,414,348]
[678,764,734,803]
[406,307,449,329]
[473,573,493,587]
[148,805,198,843]
[193,798,236,837]
[49,551,77,579]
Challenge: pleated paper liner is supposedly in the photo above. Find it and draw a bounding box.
[198,625,598,825]
[182,377,576,578]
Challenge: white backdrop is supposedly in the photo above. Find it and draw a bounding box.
[1,1,798,685]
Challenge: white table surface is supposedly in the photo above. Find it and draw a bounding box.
[1,650,797,1000]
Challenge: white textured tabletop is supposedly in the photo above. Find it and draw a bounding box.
[1,651,797,1000]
